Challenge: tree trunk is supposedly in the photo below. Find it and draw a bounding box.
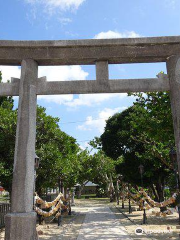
[36,188,43,197]
[77,188,82,199]
[58,176,61,193]
[151,184,159,202]
[155,176,166,212]
[64,187,67,199]
[77,181,88,199]
[109,175,116,202]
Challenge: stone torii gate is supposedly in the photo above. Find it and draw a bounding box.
[0,36,180,239]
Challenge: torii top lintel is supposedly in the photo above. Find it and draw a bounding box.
[1,35,180,96]
[1,35,180,65]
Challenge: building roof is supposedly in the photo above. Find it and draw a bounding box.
[74,181,98,187]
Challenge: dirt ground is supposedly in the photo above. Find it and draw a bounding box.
[111,201,180,240]
[37,199,180,240]
[1,198,180,239]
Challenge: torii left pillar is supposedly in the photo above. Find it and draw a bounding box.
[5,59,38,240]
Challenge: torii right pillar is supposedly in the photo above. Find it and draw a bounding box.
[167,56,180,181]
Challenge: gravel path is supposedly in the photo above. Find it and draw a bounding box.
[77,206,131,240]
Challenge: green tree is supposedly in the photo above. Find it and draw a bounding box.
[33,106,81,194]
[0,73,17,193]
[0,76,81,195]
[101,92,175,203]
[73,148,116,198]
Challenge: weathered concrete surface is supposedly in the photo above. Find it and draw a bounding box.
[0,76,170,96]
[96,61,109,83]
[36,77,170,95]
[5,59,38,239]
[77,206,131,240]
[5,212,37,240]
[0,82,19,96]
[11,59,38,213]
[0,36,180,65]
[167,56,180,181]
[1,36,180,47]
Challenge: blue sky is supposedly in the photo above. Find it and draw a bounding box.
[0,0,179,149]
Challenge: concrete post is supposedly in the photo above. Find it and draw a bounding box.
[96,61,109,91]
[96,61,109,83]
[167,56,180,181]
[5,59,38,240]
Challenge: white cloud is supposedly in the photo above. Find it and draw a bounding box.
[0,65,88,84]
[38,94,74,105]
[79,141,89,150]
[77,107,127,133]
[0,66,21,82]
[94,30,141,39]
[38,65,88,81]
[38,65,88,104]
[65,93,127,107]
[58,17,72,25]
[25,0,85,12]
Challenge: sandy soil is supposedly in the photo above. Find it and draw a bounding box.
[112,201,180,240]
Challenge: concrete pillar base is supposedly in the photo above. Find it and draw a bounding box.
[5,212,38,240]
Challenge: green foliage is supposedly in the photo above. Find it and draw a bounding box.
[129,92,174,168]
[75,149,115,188]
[0,73,16,192]
[174,194,180,206]
[100,91,175,201]
[35,106,81,192]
